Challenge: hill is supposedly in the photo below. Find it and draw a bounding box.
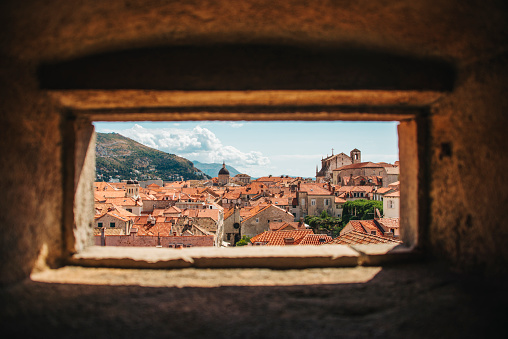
[95,132,209,181]
[192,161,243,178]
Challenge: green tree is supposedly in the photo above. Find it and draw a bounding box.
[304,211,343,237]
[235,235,251,246]
[341,199,383,226]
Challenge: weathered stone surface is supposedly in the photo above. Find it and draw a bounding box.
[69,245,360,269]
[428,54,508,276]
[1,263,506,338]
[1,6,508,339]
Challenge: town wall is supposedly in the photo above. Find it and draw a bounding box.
[94,234,214,247]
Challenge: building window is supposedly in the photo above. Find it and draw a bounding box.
[324,199,329,206]
[97,222,103,228]
[110,222,115,228]
[311,199,316,206]
[255,218,259,223]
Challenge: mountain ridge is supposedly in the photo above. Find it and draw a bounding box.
[191,160,243,178]
[95,132,209,181]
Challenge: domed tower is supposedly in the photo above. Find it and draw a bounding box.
[126,179,140,199]
[350,148,361,164]
[218,162,230,186]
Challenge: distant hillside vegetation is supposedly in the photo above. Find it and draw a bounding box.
[192,161,243,178]
[95,132,209,181]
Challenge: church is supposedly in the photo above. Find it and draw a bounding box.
[316,148,361,183]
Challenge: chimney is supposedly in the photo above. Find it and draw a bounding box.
[101,227,106,246]
[284,237,295,245]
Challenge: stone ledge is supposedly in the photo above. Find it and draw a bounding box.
[351,244,422,266]
[31,266,383,287]
[68,245,360,269]
[67,244,420,270]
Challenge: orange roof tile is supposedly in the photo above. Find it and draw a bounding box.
[299,234,333,245]
[376,218,400,229]
[330,230,402,245]
[333,162,384,171]
[299,183,333,196]
[375,187,395,194]
[269,221,305,231]
[347,220,385,236]
[250,229,314,246]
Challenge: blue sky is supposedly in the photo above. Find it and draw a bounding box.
[94,121,399,178]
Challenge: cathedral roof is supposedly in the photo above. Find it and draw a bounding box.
[218,162,229,175]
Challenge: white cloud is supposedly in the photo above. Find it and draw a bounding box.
[229,122,243,128]
[116,124,270,169]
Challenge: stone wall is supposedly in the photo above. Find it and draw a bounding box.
[0,57,64,282]
[428,54,508,276]
[94,234,214,247]
[241,206,295,238]
[0,0,507,284]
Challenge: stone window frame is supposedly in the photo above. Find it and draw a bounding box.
[52,89,432,269]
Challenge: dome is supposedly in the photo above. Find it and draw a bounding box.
[219,167,229,175]
[218,162,229,175]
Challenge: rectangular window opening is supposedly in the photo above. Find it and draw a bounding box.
[88,119,406,258]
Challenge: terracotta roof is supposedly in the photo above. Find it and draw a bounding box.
[223,190,242,199]
[351,186,373,192]
[376,218,400,229]
[241,204,272,222]
[104,197,141,206]
[333,162,384,171]
[94,190,127,200]
[163,206,182,215]
[135,221,175,236]
[347,220,384,236]
[334,197,347,204]
[299,234,333,245]
[299,183,333,196]
[250,229,314,246]
[224,208,235,220]
[330,230,402,245]
[181,208,221,222]
[375,187,395,194]
[269,221,305,231]
[384,191,400,197]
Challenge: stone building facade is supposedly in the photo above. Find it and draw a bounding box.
[222,206,242,246]
[241,205,295,238]
[94,212,133,235]
[332,162,399,187]
[316,149,361,183]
